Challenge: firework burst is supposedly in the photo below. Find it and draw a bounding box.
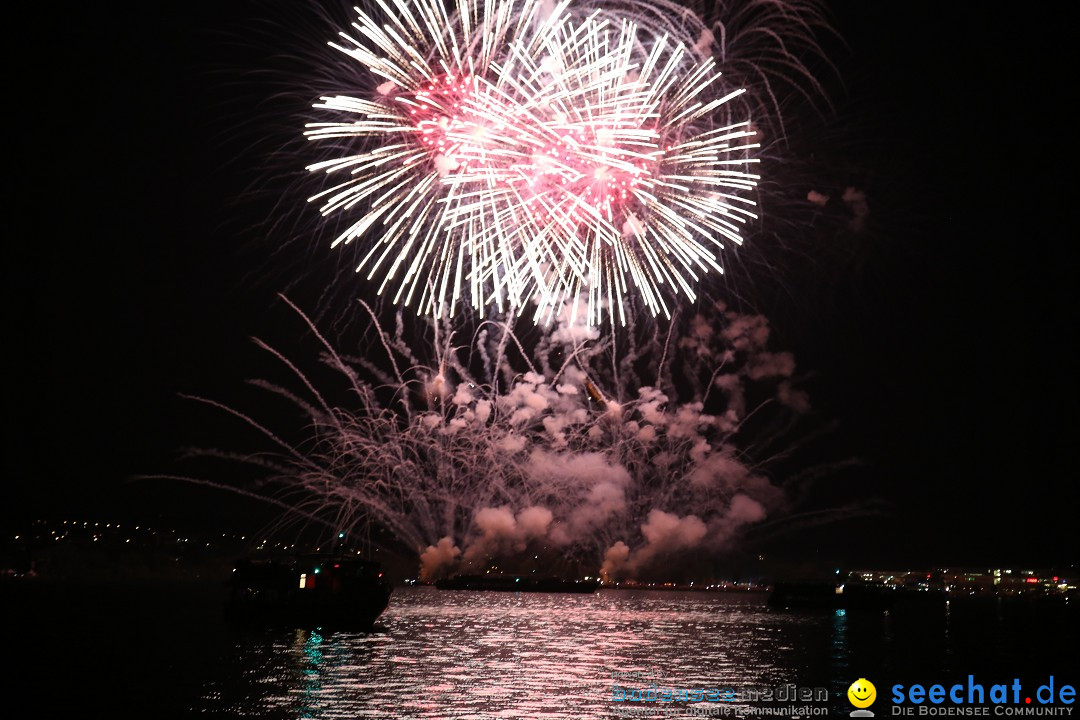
[305,0,761,325]
[156,297,859,581]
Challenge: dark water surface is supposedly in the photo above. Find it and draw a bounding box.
[4,582,1076,718]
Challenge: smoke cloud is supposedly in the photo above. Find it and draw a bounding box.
[462,505,553,566]
[419,537,461,581]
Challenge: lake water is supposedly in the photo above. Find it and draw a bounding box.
[6,583,1076,718]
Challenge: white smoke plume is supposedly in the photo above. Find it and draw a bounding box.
[461,505,554,566]
[419,537,461,581]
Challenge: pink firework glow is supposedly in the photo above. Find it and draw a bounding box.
[305,0,762,325]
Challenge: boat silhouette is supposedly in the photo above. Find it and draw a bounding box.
[226,552,392,629]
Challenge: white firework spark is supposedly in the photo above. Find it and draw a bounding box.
[305,0,760,325]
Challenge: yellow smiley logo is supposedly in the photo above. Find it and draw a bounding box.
[848,678,877,708]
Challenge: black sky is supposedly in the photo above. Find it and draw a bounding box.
[5,2,1075,566]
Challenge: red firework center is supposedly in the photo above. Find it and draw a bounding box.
[521,128,653,228]
[397,74,490,173]
[396,74,657,229]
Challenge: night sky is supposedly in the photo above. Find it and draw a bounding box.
[6,2,1074,567]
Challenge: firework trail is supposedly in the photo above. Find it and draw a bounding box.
[305,0,766,325]
[164,296,845,581]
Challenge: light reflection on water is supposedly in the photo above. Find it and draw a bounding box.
[199,588,852,718]
[9,579,1073,716]
[195,588,1076,718]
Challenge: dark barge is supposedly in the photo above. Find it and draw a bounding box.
[435,574,599,593]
